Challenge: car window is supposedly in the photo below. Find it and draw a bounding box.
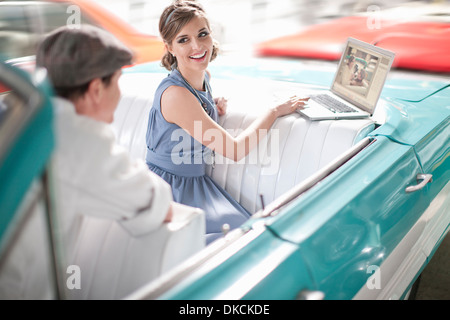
[0,6,34,60]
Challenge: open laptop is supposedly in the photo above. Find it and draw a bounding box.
[298,37,395,120]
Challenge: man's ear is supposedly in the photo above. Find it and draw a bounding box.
[87,78,103,105]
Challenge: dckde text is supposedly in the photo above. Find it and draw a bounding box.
[179,304,270,317]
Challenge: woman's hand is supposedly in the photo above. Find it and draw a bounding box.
[214,97,228,116]
[163,203,174,223]
[273,96,309,117]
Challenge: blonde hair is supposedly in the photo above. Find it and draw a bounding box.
[159,0,219,70]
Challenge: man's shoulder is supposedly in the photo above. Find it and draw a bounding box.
[52,97,116,153]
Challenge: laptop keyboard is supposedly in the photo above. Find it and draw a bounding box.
[311,94,357,113]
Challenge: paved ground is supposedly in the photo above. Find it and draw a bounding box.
[414,233,450,300]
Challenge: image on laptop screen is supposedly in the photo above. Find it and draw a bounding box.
[331,38,394,114]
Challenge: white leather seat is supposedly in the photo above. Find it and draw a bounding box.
[115,73,375,215]
[0,184,204,300]
[208,112,374,213]
[68,202,204,300]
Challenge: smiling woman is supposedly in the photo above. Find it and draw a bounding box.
[145,0,307,244]
[158,0,219,75]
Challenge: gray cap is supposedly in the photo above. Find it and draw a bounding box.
[36,24,134,87]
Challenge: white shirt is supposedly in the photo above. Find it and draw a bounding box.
[51,97,172,241]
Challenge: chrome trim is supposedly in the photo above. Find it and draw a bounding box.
[297,289,325,300]
[42,168,66,299]
[405,173,433,193]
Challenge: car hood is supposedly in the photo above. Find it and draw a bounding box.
[382,77,450,102]
[370,83,450,146]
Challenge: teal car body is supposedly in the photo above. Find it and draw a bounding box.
[0,57,448,300]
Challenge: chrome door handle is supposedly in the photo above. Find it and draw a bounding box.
[406,173,433,193]
[297,289,325,300]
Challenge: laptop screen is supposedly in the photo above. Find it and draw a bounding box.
[331,38,395,114]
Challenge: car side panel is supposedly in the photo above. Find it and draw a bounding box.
[266,136,427,299]
[414,111,449,200]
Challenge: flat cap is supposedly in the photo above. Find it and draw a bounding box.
[36,24,133,87]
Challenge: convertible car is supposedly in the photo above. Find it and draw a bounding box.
[0,52,448,300]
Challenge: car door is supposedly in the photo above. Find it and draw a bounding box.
[356,87,450,299]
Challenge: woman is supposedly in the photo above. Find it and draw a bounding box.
[146,0,307,244]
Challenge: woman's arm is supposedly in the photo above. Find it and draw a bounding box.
[161,85,307,162]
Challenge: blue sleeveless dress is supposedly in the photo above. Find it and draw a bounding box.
[145,69,250,244]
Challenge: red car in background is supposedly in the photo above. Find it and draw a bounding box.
[0,0,164,65]
[256,3,450,73]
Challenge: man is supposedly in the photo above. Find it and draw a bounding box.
[36,25,174,234]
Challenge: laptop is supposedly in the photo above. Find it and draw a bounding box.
[298,37,395,120]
